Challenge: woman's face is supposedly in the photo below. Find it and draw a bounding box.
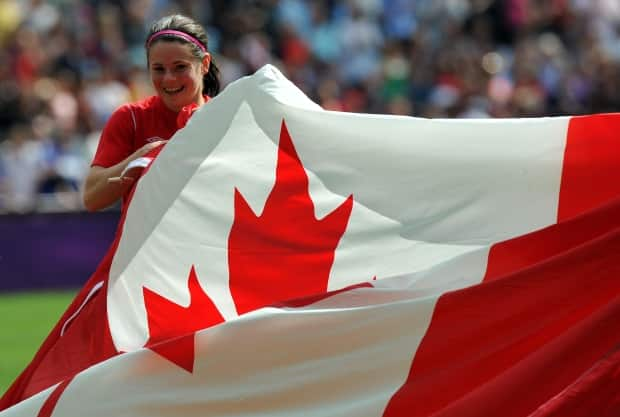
[148,41,210,112]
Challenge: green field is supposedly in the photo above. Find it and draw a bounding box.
[0,290,76,396]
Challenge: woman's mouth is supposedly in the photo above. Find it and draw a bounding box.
[163,86,184,95]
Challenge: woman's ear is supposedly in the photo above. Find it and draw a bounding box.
[202,53,211,75]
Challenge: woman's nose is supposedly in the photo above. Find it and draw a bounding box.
[162,70,176,82]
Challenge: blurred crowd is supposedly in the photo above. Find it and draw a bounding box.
[0,0,619,213]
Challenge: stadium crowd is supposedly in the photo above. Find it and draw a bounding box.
[0,0,619,213]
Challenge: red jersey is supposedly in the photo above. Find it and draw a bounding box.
[91,95,206,168]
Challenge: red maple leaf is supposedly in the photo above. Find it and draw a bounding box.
[140,119,353,371]
[228,120,354,314]
[142,265,224,372]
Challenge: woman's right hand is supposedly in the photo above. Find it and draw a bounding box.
[82,140,167,211]
[133,140,168,159]
[107,140,168,185]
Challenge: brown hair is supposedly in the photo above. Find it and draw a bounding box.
[146,14,220,97]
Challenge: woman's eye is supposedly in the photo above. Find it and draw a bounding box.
[152,67,164,73]
[175,65,187,72]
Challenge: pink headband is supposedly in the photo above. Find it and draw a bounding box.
[147,29,207,54]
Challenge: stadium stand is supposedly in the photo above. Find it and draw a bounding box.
[0,0,619,213]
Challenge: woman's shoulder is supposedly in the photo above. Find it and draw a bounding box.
[121,95,162,113]
[103,96,160,131]
[108,96,165,124]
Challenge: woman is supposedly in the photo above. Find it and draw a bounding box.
[82,14,220,211]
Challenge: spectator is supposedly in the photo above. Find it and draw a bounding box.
[0,124,47,213]
[0,0,619,213]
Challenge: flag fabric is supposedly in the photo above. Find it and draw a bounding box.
[1,65,619,417]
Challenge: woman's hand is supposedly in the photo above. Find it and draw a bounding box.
[134,140,168,158]
[106,140,167,185]
[83,140,167,211]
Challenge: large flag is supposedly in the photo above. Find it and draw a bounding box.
[1,65,619,417]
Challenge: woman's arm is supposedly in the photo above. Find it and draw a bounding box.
[82,140,166,212]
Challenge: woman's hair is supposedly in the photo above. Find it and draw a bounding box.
[146,14,220,97]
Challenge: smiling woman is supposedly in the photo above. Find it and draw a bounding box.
[81,14,221,213]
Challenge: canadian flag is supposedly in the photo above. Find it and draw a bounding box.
[1,65,619,417]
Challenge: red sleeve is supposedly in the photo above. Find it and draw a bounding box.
[91,105,135,168]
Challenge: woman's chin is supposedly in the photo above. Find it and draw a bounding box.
[162,96,187,112]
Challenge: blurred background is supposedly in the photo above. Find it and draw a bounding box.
[1,0,620,393]
[1,0,620,215]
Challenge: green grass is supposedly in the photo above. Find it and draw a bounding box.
[0,290,76,396]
